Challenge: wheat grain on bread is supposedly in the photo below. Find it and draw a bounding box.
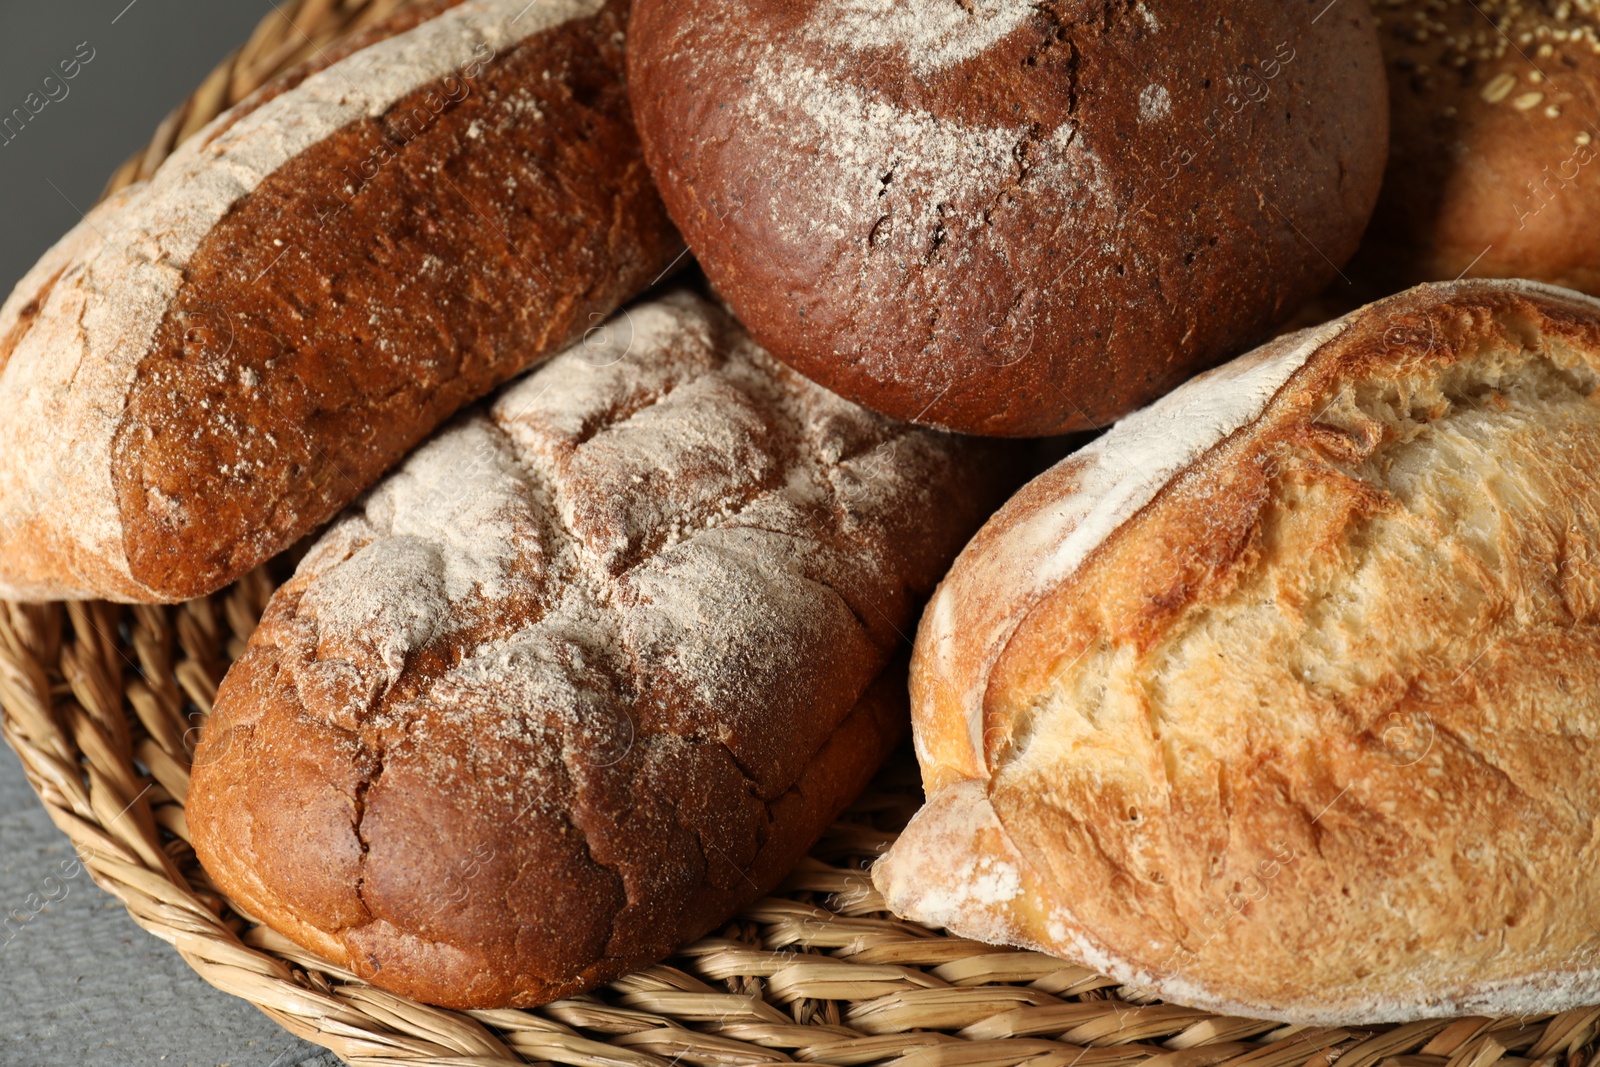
[1354,0,1600,296]
[188,290,1020,1009]
[875,279,1600,1025]
[0,0,681,604]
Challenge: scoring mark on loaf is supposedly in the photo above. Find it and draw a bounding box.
[922,317,1354,764]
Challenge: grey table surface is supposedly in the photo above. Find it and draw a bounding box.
[0,3,352,1064]
[1,743,345,1067]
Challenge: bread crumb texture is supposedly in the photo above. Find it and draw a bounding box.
[189,291,1016,1009]
[879,280,1600,1025]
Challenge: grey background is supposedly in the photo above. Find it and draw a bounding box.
[1,6,344,1066]
[0,0,271,291]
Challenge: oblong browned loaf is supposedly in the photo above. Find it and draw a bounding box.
[875,280,1600,1024]
[0,0,682,604]
[627,0,1388,436]
[1355,0,1600,296]
[189,291,1020,1009]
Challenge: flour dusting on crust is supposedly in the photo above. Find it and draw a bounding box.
[800,0,1035,75]
[742,52,1110,251]
[269,290,989,797]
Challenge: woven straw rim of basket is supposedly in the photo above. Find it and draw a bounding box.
[2,1,1599,1065]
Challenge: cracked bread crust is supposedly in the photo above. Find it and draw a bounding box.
[188,291,1021,1009]
[626,0,1387,437]
[0,0,682,604]
[876,280,1600,1024]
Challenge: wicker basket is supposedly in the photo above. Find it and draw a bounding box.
[4,2,1600,1065]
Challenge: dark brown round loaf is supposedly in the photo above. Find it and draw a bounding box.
[1352,0,1600,297]
[628,0,1389,436]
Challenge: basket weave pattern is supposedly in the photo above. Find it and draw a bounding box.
[3,2,1600,1065]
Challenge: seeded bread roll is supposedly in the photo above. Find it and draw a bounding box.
[628,0,1388,436]
[1355,0,1600,295]
[189,291,1020,1009]
[0,0,682,604]
[875,280,1600,1025]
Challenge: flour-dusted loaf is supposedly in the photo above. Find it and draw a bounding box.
[628,0,1388,436]
[875,280,1600,1025]
[0,0,681,604]
[188,291,1019,1009]
[1355,0,1600,296]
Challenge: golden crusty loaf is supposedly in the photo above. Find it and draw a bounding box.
[0,0,681,604]
[189,291,1019,1009]
[875,279,1600,1025]
[1354,0,1600,295]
